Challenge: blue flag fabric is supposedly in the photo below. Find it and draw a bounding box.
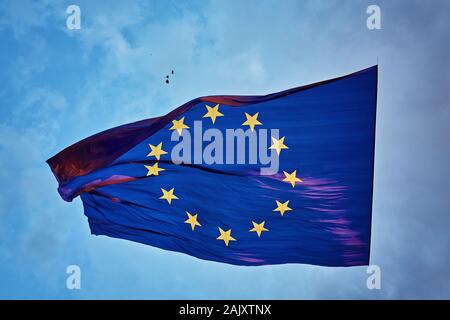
[47,66,377,266]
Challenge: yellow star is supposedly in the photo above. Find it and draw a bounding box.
[203,104,224,124]
[242,112,262,131]
[217,227,236,246]
[147,142,168,160]
[282,170,302,187]
[273,200,292,216]
[269,136,289,155]
[144,163,165,176]
[159,188,179,204]
[169,117,189,135]
[249,221,269,237]
[184,211,201,231]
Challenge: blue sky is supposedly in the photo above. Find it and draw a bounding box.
[1,0,450,299]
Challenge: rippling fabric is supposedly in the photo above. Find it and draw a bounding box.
[47,66,377,266]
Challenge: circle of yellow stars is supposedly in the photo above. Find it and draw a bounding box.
[144,103,303,246]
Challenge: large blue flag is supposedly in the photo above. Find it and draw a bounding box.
[47,66,377,266]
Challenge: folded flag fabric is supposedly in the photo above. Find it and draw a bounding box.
[47,66,377,266]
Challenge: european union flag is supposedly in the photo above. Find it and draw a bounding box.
[47,66,377,266]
